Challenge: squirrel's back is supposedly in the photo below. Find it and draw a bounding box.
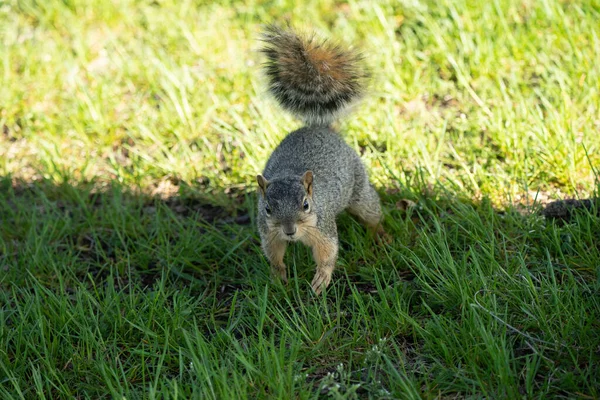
[260,25,367,127]
[263,126,366,215]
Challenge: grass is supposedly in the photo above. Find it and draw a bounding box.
[1,0,599,398]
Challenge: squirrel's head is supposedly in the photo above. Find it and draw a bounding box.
[256,171,317,242]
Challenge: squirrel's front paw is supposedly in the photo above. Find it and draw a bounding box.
[311,270,332,295]
[375,230,393,245]
[272,266,288,284]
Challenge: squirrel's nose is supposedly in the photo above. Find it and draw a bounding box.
[283,225,297,236]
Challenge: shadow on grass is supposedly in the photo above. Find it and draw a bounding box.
[0,176,259,295]
[2,173,597,297]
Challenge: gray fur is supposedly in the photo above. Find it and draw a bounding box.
[258,126,377,235]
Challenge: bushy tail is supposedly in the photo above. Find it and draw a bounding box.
[260,25,367,127]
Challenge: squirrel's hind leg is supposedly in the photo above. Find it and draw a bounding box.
[347,184,385,236]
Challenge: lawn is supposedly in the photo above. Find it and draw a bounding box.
[1,0,599,398]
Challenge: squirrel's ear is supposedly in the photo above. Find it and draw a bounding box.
[256,174,269,197]
[302,170,313,197]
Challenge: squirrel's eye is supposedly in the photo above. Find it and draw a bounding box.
[265,204,271,215]
[303,199,310,211]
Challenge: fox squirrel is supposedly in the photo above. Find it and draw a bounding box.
[256,25,384,294]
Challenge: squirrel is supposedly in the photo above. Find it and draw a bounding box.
[256,25,384,294]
